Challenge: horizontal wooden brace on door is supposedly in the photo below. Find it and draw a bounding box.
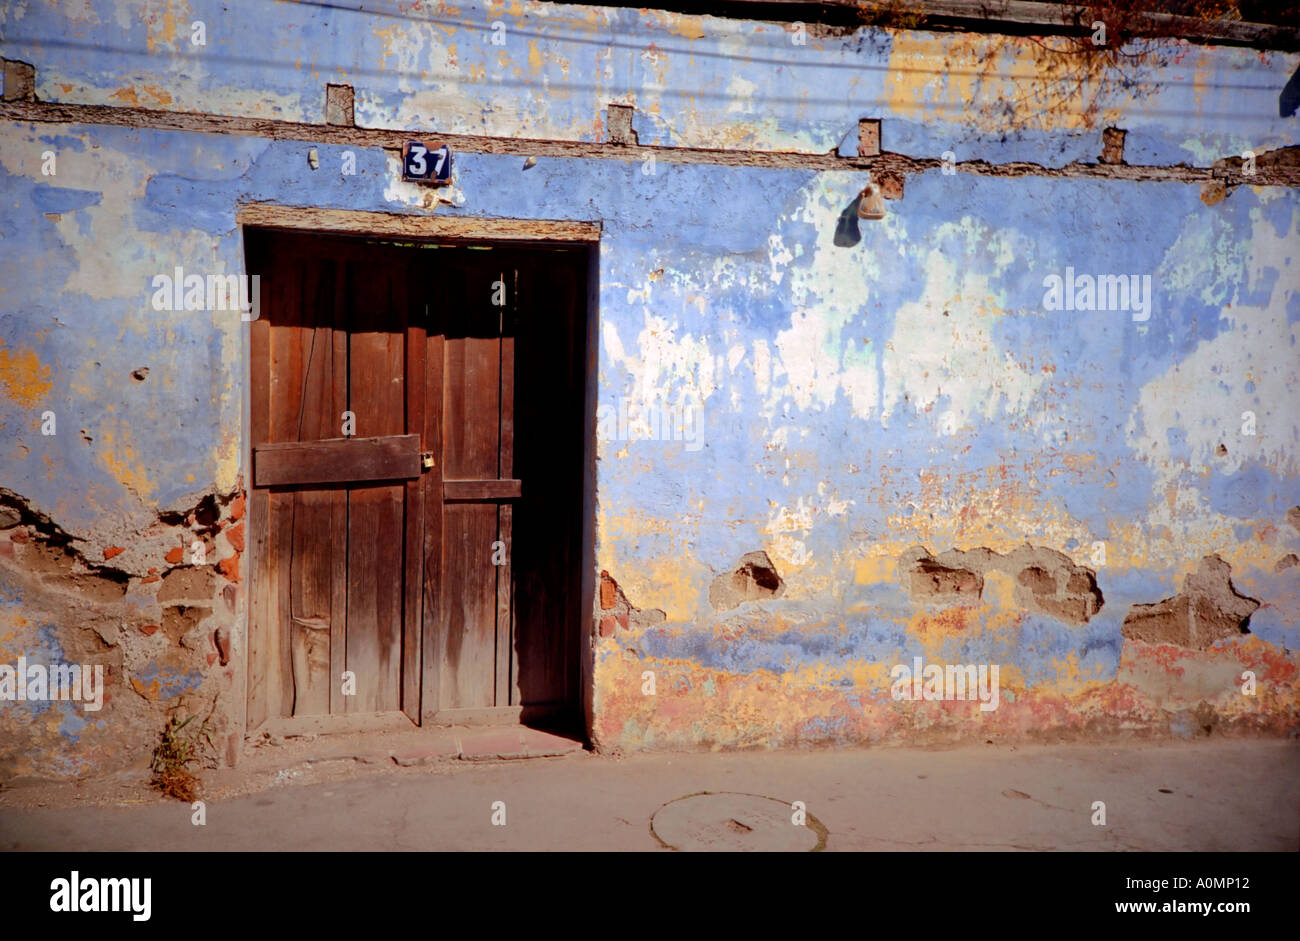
[443,479,523,500]
[254,434,422,487]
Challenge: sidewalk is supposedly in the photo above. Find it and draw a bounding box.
[1,738,1296,851]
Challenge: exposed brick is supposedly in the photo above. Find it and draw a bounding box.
[858,118,881,157]
[600,571,618,610]
[157,565,217,603]
[226,522,245,553]
[2,60,36,102]
[139,624,160,636]
[1101,127,1126,165]
[599,614,618,637]
[163,605,209,643]
[325,83,355,126]
[217,554,240,583]
[229,494,245,521]
[10,529,26,543]
[140,575,159,584]
[103,546,125,560]
[877,170,904,200]
[606,104,637,145]
[214,627,231,665]
[164,546,184,564]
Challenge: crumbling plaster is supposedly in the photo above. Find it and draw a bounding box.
[0,0,1297,775]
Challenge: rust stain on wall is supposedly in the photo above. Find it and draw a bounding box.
[0,341,52,411]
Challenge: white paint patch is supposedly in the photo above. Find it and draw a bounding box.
[880,221,1044,430]
[602,321,627,363]
[381,154,464,209]
[1128,206,1300,496]
[767,234,793,285]
[763,177,888,420]
[601,307,717,418]
[725,75,758,113]
[0,128,215,317]
[1155,211,1247,308]
[750,340,771,396]
[727,343,746,373]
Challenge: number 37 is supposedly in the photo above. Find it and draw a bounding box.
[405,142,451,182]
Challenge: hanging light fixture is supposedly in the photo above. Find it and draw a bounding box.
[857,178,885,221]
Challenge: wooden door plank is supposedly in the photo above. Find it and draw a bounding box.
[420,321,445,724]
[401,261,426,724]
[329,261,349,715]
[439,258,502,710]
[254,435,421,486]
[287,256,338,717]
[345,257,407,714]
[441,503,498,709]
[289,617,330,715]
[267,255,308,720]
[497,270,516,707]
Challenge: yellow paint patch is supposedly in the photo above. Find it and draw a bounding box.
[666,17,706,40]
[110,85,174,108]
[854,553,898,585]
[97,418,156,500]
[144,1,183,54]
[618,554,705,623]
[0,341,52,409]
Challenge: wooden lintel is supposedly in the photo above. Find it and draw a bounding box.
[237,203,601,244]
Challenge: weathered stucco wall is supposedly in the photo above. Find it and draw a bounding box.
[0,0,1297,778]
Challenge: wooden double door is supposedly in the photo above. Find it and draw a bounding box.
[245,230,586,731]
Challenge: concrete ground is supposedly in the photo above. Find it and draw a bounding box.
[1,737,1296,851]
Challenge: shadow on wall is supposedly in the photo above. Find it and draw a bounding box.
[1281,63,1300,117]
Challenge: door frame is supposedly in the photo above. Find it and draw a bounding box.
[236,203,601,745]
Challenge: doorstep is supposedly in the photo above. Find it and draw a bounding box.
[241,723,585,773]
[396,727,584,765]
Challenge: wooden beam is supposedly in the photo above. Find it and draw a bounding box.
[5,99,1300,185]
[712,0,1300,49]
[237,203,601,244]
[254,434,422,487]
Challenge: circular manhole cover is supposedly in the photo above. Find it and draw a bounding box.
[651,791,827,851]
